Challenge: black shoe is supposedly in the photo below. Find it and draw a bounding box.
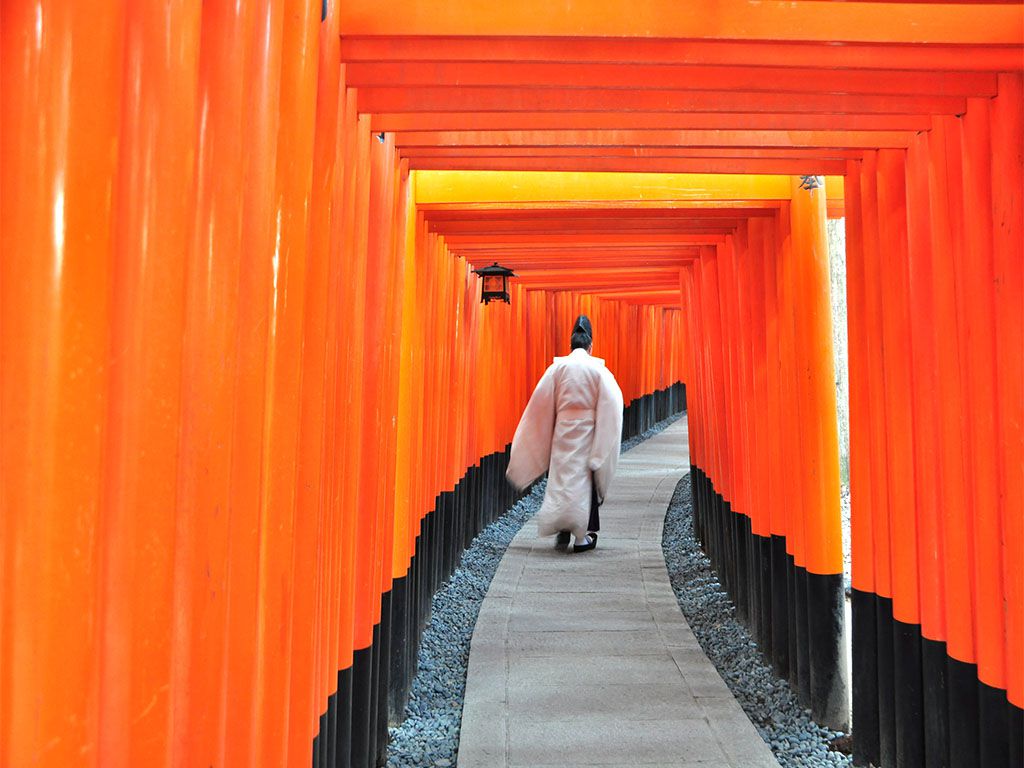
[573,533,598,553]
[554,531,571,551]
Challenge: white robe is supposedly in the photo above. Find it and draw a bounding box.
[506,348,624,540]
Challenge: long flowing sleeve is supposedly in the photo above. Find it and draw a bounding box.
[588,366,624,503]
[506,365,557,490]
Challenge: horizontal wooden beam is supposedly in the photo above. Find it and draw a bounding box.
[403,147,864,160]
[414,170,844,204]
[460,252,699,266]
[341,36,1024,72]
[409,156,849,175]
[423,206,776,221]
[428,218,749,235]
[518,278,682,290]
[444,233,725,246]
[338,1,1023,44]
[347,61,997,98]
[520,272,679,280]
[398,130,909,149]
[576,289,683,304]
[359,85,966,116]
[481,260,694,271]
[421,201,784,214]
[372,111,933,133]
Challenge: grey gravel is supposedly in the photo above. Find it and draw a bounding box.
[662,473,853,768]
[385,412,684,767]
[620,411,683,452]
[385,477,544,768]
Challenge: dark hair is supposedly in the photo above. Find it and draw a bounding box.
[570,314,593,351]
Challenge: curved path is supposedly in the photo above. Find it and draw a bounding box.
[458,417,779,768]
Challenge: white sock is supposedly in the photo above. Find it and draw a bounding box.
[574,534,591,546]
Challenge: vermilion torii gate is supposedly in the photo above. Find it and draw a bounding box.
[2,2,1021,768]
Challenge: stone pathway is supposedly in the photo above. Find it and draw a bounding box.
[458,417,779,768]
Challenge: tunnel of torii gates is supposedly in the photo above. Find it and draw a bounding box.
[1,2,1022,768]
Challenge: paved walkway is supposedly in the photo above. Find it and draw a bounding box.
[458,417,779,768]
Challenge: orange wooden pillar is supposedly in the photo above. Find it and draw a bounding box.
[990,74,1024,768]
[788,176,848,731]
[323,88,366,768]
[876,148,925,765]
[746,219,774,658]
[252,2,320,764]
[179,0,272,760]
[858,148,903,766]
[101,2,203,766]
[698,245,733,597]
[388,185,420,725]
[845,156,882,767]
[224,4,292,763]
[374,145,406,766]
[337,110,373,768]
[959,95,1013,767]
[681,264,706,544]
[350,128,394,768]
[760,218,792,680]
[774,198,810,702]
[308,17,354,762]
[904,129,950,768]
[737,226,764,637]
[717,234,750,621]
[928,115,981,768]
[2,1,151,764]
[302,11,344,764]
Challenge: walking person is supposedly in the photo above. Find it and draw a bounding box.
[506,315,624,552]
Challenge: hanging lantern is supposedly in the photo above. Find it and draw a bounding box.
[473,262,516,304]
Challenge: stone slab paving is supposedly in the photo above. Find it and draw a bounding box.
[458,417,780,768]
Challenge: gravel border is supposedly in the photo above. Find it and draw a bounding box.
[385,412,684,767]
[661,474,853,767]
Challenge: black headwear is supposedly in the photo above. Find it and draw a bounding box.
[570,314,593,350]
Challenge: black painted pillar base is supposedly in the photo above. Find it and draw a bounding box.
[876,596,896,768]
[388,576,410,721]
[1008,697,1023,768]
[947,656,979,768]
[892,617,924,766]
[337,666,353,768]
[920,636,949,768]
[793,564,811,707]
[785,551,797,692]
[376,593,392,766]
[770,535,790,680]
[978,680,1010,768]
[852,588,880,767]
[807,571,849,731]
[757,534,773,658]
[350,646,373,768]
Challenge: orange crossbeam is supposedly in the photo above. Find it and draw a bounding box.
[409,157,849,175]
[347,62,997,98]
[342,36,1024,72]
[422,206,779,220]
[372,111,934,133]
[427,219,747,235]
[360,87,966,117]
[406,147,866,160]
[442,233,725,247]
[396,130,912,149]
[338,0,1023,44]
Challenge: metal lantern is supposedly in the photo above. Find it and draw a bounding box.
[473,262,516,304]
